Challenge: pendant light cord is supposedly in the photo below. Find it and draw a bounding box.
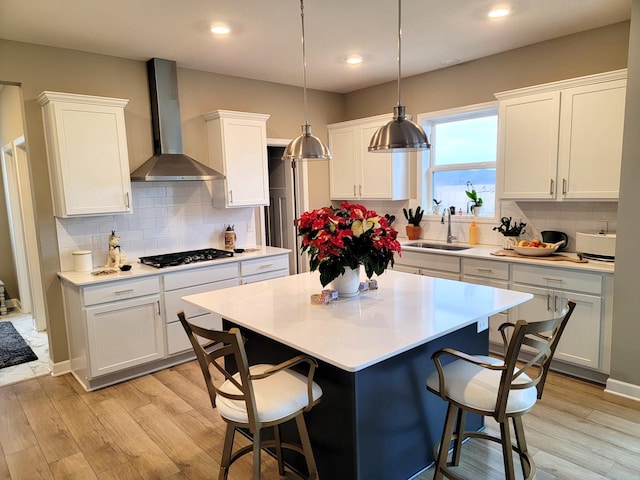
[396,0,402,108]
[300,0,309,126]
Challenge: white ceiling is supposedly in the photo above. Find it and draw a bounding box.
[0,0,632,93]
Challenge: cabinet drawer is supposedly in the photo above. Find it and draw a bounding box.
[511,264,602,294]
[240,255,289,277]
[167,312,222,355]
[462,259,509,281]
[163,263,238,291]
[242,269,288,284]
[164,278,239,322]
[83,277,159,306]
[395,250,460,273]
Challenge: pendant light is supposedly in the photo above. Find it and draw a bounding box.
[368,0,430,152]
[283,0,332,161]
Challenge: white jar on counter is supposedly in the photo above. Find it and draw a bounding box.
[72,250,93,272]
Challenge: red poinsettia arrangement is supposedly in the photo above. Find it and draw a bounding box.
[296,202,401,287]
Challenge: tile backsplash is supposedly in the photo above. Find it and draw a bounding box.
[56,181,258,271]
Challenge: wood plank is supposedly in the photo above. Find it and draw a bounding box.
[49,452,97,479]
[96,462,143,480]
[16,386,80,463]
[4,446,53,480]
[90,398,180,478]
[50,394,128,474]
[0,391,38,456]
[127,374,193,418]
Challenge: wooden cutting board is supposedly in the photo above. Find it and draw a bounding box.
[490,249,588,263]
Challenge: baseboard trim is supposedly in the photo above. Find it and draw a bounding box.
[50,359,71,377]
[604,378,640,403]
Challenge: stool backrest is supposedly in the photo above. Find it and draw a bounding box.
[177,311,260,430]
[496,301,576,417]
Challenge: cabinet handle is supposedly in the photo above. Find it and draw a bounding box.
[547,294,551,311]
[353,185,357,196]
[125,192,130,208]
[554,295,559,312]
[550,178,554,195]
[562,178,567,196]
[114,289,134,296]
[359,185,362,197]
[542,276,563,283]
[229,190,234,204]
[157,300,161,316]
[258,263,274,269]
[476,268,492,274]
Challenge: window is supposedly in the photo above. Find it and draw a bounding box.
[420,105,497,217]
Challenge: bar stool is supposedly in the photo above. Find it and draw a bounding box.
[177,311,322,479]
[426,301,576,479]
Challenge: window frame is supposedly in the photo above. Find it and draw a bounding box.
[416,101,498,221]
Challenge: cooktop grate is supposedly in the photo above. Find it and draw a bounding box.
[139,248,234,268]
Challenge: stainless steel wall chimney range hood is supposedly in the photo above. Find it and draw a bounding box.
[131,58,224,181]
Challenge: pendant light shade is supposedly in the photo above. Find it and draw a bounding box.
[369,0,430,153]
[283,0,331,162]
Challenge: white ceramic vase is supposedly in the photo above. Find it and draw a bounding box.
[330,266,361,298]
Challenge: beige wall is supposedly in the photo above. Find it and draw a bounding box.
[0,85,22,301]
[611,0,640,389]
[0,39,343,364]
[344,21,630,119]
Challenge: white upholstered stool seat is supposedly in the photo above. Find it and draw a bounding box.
[426,355,537,415]
[426,301,576,480]
[217,364,323,424]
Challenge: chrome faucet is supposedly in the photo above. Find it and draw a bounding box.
[441,208,457,243]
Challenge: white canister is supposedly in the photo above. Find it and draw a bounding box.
[72,250,93,272]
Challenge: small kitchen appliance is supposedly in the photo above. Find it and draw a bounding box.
[541,231,568,251]
[576,232,616,262]
[139,248,234,268]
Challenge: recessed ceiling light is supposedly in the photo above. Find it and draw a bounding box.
[210,24,231,35]
[345,55,363,65]
[488,7,510,18]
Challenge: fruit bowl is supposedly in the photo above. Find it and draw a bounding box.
[512,241,563,257]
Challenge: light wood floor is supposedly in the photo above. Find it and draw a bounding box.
[1,361,639,480]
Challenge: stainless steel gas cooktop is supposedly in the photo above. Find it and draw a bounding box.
[139,248,233,268]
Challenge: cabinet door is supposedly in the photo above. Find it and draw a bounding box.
[222,118,269,206]
[86,295,164,377]
[329,127,358,199]
[510,284,602,370]
[40,94,132,217]
[463,276,509,346]
[558,80,626,199]
[499,92,560,199]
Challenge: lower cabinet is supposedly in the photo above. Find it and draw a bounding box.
[393,250,461,280]
[86,295,164,377]
[62,276,165,389]
[163,263,240,355]
[240,254,290,284]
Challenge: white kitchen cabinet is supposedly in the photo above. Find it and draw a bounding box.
[38,91,132,217]
[496,70,626,200]
[461,258,510,346]
[203,110,270,207]
[62,276,164,388]
[393,250,460,281]
[240,254,290,284]
[328,114,409,200]
[163,262,239,355]
[510,264,603,370]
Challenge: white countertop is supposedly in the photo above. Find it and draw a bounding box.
[182,270,532,372]
[400,241,615,274]
[57,246,290,287]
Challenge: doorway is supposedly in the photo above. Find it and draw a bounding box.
[264,140,310,274]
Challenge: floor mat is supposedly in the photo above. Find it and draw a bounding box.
[0,321,38,369]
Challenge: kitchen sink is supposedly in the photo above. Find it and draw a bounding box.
[407,242,470,251]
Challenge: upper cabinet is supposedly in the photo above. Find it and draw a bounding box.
[203,110,270,207]
[496,70,626,201]
[328,114,409,200]
[38,91,132,217]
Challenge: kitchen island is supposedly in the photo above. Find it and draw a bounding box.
[183,269,532,480]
